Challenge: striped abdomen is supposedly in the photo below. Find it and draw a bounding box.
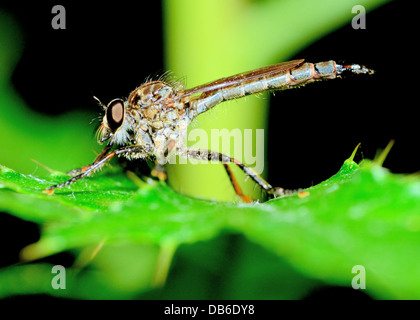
[187,61,349,119]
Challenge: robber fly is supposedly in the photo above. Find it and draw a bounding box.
[44,59,373,202]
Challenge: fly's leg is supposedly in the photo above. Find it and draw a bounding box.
[44,146,146,194]
[222,164,253,203]
[151,162,167,181]
[183,148,289,201]
[44,151,116,194]
[151,139,177,181]
[66,145,112,177]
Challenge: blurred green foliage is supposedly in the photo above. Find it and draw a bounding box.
[0,12,99,176]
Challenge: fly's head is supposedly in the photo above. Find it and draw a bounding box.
[95,97,135,147]
[94,80,181,152]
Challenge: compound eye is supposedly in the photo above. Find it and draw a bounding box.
[106,99,125,132]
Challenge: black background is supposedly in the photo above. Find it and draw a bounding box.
[0,0,418,299]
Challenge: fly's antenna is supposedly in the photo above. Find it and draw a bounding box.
[93,96,107,110]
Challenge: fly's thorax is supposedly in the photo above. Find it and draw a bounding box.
[128,81,185,132]
[128,81,176,110]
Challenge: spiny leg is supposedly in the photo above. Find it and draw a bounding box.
[66,145,112,177]
[44,146,146,194]
[183,148,287,201]
[222,164,253,203]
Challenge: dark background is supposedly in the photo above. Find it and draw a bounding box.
[0,0,417,299]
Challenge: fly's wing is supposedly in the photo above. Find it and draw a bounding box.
[175,59,305,104]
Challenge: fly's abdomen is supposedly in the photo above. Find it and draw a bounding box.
[188,60,372,118]
[288,61,337,84]
[222,61,339,98]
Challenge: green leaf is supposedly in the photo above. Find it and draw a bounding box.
[1,151,420,299]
